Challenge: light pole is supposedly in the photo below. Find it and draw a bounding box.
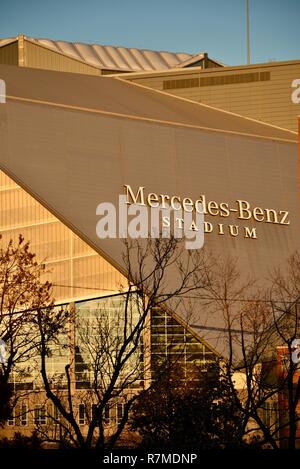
[246,0,250,64]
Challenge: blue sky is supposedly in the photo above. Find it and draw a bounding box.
[1,0,299,65]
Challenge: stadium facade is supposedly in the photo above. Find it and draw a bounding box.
[0,36,299,443]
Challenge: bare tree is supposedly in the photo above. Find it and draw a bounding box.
[202,253,300,449]
[130,362,245,449]
[3,233,299,449]
[0,234,67,427]
[36,237,211,449]
[267,252,300,449]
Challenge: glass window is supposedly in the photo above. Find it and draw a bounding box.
[104,404,110,423]
[20,404,28,426]
[91,404,98,424]
[78,403,85,426]
[7,408,15,426]
[75,294,144,390]
[150,308,218,375]
[116,403,124,423]
[34,406,47,425]
[51,403,59,423]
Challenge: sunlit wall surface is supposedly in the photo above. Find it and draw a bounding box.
[0,171,125,302]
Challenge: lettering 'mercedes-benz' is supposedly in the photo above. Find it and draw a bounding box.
[124,185,290,226]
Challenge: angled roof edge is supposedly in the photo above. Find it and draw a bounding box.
[176,52,224,68]
[114,76,297,140]
[7,93,296,144]
[113,58,300,80]
[176,52,206,68]
[0,37,18,47]
[0,160,126,277]
[165,306,223,358]
[0,62,295,141]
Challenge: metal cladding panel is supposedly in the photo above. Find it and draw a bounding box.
[0,64,296,141]
[0,42,18,66]
[0,66,299,353]
[24,41,102,76]
[128,61,300,132]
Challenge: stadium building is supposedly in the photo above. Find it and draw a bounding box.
[0,36,299,444]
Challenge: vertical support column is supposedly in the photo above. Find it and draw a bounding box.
[298,117,300,216]
[68,302,76,402]
[0,79,6,103]
[143,309,152,389]
[18,34,25,67]
[70,231,74,299]
[246,0,250,65]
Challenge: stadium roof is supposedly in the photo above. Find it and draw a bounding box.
[0,35,223,72]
